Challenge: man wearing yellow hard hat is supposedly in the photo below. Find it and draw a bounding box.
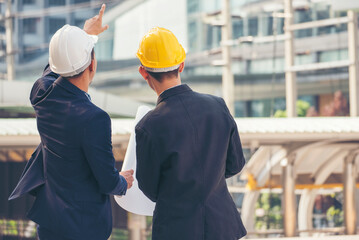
[135,27,247,240]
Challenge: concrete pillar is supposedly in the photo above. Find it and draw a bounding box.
[298,189,318,236]
[284,0,297,117]
[282,155,297,237]
[347,10,359,117]
[344,153,357,235]
[5,0,15,81]
[128,213,147,240]
[241,190,260,233]
[221,0,235,115]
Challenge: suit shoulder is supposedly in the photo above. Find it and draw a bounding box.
[136,109,156,131]
[87,104,110,122]
[191,91,225,106]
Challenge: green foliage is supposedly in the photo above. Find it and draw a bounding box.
[274,100,311,117]
[0,219,19,236]
[255,193,283,230]
[326,206,343,227]
[274,110,287,118]
[109,229,128,240]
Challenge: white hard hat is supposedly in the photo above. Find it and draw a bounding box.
[49,24,98,77]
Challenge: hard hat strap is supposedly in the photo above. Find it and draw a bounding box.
[143,64,181,73]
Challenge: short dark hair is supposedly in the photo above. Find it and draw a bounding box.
[67,49,95,79]
[147,68,179,82]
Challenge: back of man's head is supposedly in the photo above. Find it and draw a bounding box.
[136,27,186,81]
[49,25,98,78]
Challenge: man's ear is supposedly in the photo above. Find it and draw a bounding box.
[139,66,150,81]
[178,62,185,73]
[89,59,95,72]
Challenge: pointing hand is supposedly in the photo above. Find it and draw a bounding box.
[83,4,109,35]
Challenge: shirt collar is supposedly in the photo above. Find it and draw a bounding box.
[83,91,92,101]
[157,84,192,105]
[54,77,90,101]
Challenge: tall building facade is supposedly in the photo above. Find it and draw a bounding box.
[185,0,354,117]
[91,0,358,118]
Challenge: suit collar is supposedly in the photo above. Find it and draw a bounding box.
[55,76,88,98]
[157,84,192,105]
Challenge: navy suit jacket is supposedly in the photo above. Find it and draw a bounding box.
[9,65,127,240]
[135,84,247,240]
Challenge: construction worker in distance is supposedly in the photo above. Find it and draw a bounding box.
[135,27,247,240]
[8,4,134,240]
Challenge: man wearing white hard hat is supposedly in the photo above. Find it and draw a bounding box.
[8,4,134,240]
[135,28,247,239]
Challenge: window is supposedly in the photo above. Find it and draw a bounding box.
[295,9,312,38]
[23,0,36,4]
[48,0,65,6]
[206,25,214,49]
[249,58,285,74]
[23,18,38,34]
[250,99,271,117]
[187,0,199,14]
[248,17,258,36]
[188,21,198,52]
[49,18,66,34]
[233,19,243,39]
[277,17,285,35]
[73,0,89,3]
[295,54,313,65]
[317,8,332,35]
[335,11,347,33]
[319,49,348,63]
[266,16,274,36]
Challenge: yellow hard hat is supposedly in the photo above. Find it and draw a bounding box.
[137,27,186,72]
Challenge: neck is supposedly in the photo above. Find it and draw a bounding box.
[67,75,89,93]
[154,77,181,96]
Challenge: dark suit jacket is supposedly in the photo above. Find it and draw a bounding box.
[135,84,247,240]
[9,65,127,240]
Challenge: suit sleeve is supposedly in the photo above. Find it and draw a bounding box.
[82,111,127,195]
[225,119,246,178]
[216,96,246,178]
[135,126,161,202]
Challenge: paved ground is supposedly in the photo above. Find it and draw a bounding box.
[250,235,359,240]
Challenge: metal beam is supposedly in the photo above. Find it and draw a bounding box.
[282,154,297,237]
[5,0,14,81]
[221,0,235,115]
[344,153,357,235]
[128,213,146,240]
[287,17,349,31]
[287,60,351,72]
[284,0,297,117]
[347,10,359,117]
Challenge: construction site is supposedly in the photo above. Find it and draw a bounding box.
[0,0,359,239]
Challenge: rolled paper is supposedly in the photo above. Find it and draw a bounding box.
[115,105,155,216]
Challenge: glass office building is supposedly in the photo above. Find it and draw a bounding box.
[184,0,352,117]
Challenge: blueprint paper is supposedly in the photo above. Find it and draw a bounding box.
[115,105,155,216]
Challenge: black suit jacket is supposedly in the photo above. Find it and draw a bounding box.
[9,65,127,240]
[135,84,246,240]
